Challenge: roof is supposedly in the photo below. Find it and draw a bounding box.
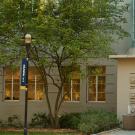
[109,55,135,59]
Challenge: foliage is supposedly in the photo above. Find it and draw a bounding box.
[59,113,81,129]
[0,0,129,128]
[78,109,119,134]
[7,115,23,128]
[0,120,6,128]
[0,115,22,128]
[29,112,50,128]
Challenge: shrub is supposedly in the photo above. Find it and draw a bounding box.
[59,113,81,129]
[8,115,22,128]
[29,112,50,128]
[78,109,119,134]
[0,120,5,127]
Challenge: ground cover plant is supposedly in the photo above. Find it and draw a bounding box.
[78,109,119,134]
[59,113,81,129]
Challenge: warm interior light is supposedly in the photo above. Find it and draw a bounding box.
[25,34,32,44]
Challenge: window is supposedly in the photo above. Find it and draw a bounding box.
[4,67,44,100]
[28,67,44,100]
[63,66,80,102]
[4,67,20,100]
[87,66,106,102]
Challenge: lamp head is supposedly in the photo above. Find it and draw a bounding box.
[25,34,32,44]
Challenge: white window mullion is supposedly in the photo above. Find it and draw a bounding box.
[35,75,37,100]
[71,80,73,101]
[12,75,14,100]
[3,69,6,100]
[96,76,98,101]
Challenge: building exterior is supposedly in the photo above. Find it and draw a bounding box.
[0,0,133,123]
[110,0,135,120]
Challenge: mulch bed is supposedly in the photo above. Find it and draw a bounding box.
[0,128,78,133]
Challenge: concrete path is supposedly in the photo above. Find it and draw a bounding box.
[107,130,135,135]
[98,129,135,135]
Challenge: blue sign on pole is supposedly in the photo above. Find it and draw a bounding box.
[20,58,28,90]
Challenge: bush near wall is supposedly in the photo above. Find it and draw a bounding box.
[8,115,22,128]
[59,109,119,134]
[78,109,119,134]
[0,109,119,133]
[59,113,81,129]
[0,115,22,128]
[29,112,50,128]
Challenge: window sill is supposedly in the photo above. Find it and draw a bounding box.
[64,101,80,103]
[3,100,44,102]
[87,101,106,103]
[3,100,20,102]
[28,100,44,102]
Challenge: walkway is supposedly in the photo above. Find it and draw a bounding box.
[98,129,135,135]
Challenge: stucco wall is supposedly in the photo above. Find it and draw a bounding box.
[117,58,135,119]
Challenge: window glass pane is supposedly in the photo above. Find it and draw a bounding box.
[36,72,44,100]
[98,92,105,101]
[28,83,35,100]
[28,67,36,100]
[72,79,80,101]
[98,76,105,101]
[29,67,36,80]
[13,68,20,100]
[4,67,20,100]
[13,82,19,100]
[89,93,96,101]
[36,84,44,100]
[63,83,71,101]
[4,67,12,79]
[13,68,19,79]
[5,83,12,100]
[88,76,96,101]
[88,66,105,75]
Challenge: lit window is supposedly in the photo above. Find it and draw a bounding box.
[63,66,80,102]
[28,67,44,100]
[87,66,106,102]
[4,67,20,100]
[4,67,44,101]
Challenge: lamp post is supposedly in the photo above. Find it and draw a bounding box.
[24,34,31,135]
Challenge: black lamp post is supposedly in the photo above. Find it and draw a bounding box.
[24,34,31,135]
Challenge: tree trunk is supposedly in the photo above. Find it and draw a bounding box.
[49,114,60,128]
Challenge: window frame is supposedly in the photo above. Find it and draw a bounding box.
[4,68,20,101]
[63,66,80,102]
[87,66,106,103]
[3,67,44,101]
[28,74,44,101]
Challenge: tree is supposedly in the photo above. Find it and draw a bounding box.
[0,0,128,128]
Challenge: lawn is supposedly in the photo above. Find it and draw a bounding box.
[0,131,78,135]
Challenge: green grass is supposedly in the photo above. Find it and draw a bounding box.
[0,132,77,135]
